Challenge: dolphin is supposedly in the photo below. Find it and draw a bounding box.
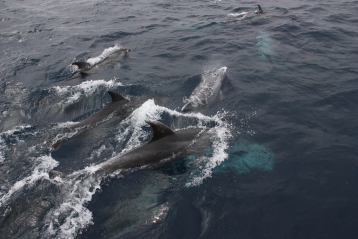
[70,91,129,129]
[52,91,129,150]
[226,4,264,22]
[70,48,132,78]
[255,4,263,14]
[181,66,227,112]
[50,119,208,178]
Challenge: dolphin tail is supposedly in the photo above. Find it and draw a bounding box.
[49,170,67,179]
[72,62,91,70]
[181,102,192,112]
[257,4,263,14]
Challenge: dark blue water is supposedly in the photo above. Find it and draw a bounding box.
[1,0,358,238]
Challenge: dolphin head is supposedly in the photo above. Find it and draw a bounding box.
[218,66,227,74]
[213,66,227,80]
[122,48,132,56]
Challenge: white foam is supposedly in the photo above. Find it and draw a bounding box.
[150,202,169,224]
[115,99,163,153]
[52,78,123,106]
[0,155,58,206]
[86,45,123,66]
[0,137,5,163]
[186,111,232,187]
[43,169,102,239]
[89,144,107,160]
[228,12,248,18]
[0,124,33,163]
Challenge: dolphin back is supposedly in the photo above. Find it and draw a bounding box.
[72,62,91,70]
[49,170,67,179]
[108,91,127,103]
[182,66,227,112]
[145,119,175,141]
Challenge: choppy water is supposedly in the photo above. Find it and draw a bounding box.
[1,0,358,238]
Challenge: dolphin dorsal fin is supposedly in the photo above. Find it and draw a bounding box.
[72,61,91,70]
[145,119,175,141]
[108,91,127,103]
[257,4,263,14]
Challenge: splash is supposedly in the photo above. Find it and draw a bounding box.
[0,155,58,206]
[185,111,232,187]
[114,99,233,187]
[228,12,249,19]
[52,78,123,106]
[86,45,123,66]
[0,124,33,163]
[42,171,102,239]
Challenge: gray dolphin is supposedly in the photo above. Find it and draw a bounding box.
[255,4,263,14]
[181,66,227,112]
[70,91,129,129]
[50,119,208,178]
[225,4,264,23]
[52,91,129,150]
[71,48,131,78]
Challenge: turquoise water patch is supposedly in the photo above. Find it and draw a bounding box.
[215,141,274,174]
[256,31,275,63]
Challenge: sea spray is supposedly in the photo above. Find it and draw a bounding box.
[52,78,124,107]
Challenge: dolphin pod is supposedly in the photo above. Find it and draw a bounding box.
[50,119,208,178]
[53,62,227,175]
[51,3,266,175]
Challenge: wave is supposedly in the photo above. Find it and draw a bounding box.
[0,124,33,163]
[86,45,123,66]
[51,78,124,106]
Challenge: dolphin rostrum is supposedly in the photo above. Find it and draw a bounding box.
[181,66,227,112]
[52,91,129,150]
[50,119,208,177]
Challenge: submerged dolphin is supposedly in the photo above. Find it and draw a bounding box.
[50,119,208,178]
[52,91,129,150]
[70,48,131,78]
[181,66,227,112]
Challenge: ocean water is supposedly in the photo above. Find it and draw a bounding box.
[1,0,358,238]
